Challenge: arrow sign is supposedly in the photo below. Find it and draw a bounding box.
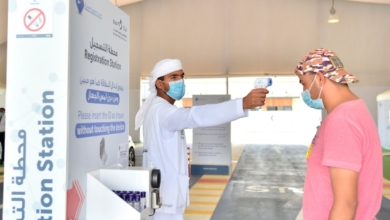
[67,181,85,220]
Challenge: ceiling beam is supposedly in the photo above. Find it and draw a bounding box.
[108,0,143,7]
[345,0,390,4]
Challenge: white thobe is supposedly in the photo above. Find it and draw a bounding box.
[143,96,248,219]
[0,114,5,132]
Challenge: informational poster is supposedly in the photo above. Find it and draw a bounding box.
[191,95,232,175]
[117,142,129,167]
[4,0,129,220]
[4,0,70,219]
[67,0,129,219]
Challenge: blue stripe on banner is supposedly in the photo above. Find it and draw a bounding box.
[191,165,229,175]
[16,34,53,38]
[86,89,120,105]
[75,121,125,138]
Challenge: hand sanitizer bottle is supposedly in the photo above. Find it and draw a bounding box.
[127,193,133,207]
[134,194,141,211]
[140,192,146,210]
[120,193,127,203]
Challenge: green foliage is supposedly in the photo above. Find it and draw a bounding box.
[383,147,390,180]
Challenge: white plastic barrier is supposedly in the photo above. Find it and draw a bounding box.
[87,165,158,220]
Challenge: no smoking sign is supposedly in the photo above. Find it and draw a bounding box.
[24,8,46,32]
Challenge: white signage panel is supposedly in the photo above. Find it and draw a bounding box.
[4,0,129,219]
[4,0,70,219]
[118,142,129,167]
[192,95,232,174]
[67,0,129,219]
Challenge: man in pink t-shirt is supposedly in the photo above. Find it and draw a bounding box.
[295,48,383,220]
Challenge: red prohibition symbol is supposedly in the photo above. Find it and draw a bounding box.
[24,8,46,32]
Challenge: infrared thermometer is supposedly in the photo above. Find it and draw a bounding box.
[254,78,272,89]
[254,78,272,109]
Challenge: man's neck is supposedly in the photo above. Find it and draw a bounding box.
[324,87,359,114]
[157,91,175,105]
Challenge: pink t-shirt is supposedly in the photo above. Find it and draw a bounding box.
[303,99,383,220]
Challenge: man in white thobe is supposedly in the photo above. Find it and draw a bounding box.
[0,108,5,164]
[135,59,268,220]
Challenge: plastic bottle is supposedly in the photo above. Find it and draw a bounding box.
[134,194,141,211]
[120,192,127,202]
[140,192,146,210]
[127,193,134,207]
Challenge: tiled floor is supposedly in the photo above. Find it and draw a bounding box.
[184,144,245,220]
[211,145,306,220]
[185,176,227,219]
[0,145,389,220]
[199,144,390,220]
[384,178,390,199]
[138,144,390,220]
[0,166,4,220]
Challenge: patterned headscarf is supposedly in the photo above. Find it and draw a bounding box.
[295,48,359,83]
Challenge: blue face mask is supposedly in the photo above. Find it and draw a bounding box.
[301,75,324,110]
[162,79,185,100]
[0,112,3,117]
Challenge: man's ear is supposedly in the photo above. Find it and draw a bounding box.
[155,79,164,90]
[317,73,326,86]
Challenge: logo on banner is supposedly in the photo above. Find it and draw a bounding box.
[112,19,128,42]
[23,8,46,32]
[30,0,40,6]
[113,19,127,32]
[76,0,102,19]
[76,0,84,14]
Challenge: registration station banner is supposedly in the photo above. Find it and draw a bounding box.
[191,95,232,175]
[4,0,70,219]
[68,0,129,219]
[4,0,129,219]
